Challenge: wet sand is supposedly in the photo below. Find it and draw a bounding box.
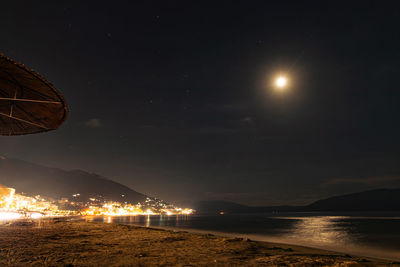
[0,219,397,266]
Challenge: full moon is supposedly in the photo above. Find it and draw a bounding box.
[276,76,287,88]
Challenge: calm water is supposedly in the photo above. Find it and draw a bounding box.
[85,212,400,261]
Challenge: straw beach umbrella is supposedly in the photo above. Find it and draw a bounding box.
[0,54,68,135]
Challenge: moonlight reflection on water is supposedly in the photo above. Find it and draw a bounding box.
[280,216,355,247]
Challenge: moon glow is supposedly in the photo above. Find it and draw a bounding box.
[276,76,287,88]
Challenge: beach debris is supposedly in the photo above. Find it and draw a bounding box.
[204,233,217,239]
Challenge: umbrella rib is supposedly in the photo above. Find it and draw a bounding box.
[14,104,42,129]
[0,112,49,130]
[0,97,62,104]
[0,72,54,101]
[0,86,9,96]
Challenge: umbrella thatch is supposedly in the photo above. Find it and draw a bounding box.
[0,54,68,135]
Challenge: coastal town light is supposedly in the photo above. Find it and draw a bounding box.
[0,184,194,219]
[0,211,23,221]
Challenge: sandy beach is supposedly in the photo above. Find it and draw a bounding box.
[0,219,397,266]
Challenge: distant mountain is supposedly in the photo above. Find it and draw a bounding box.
[306,188,400,211]
[0,157,147,203]
[2,156,399,213]
[194,200,249,214]
[193,200,298,214]
[195,188,400,214]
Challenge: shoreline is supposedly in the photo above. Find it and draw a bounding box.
[120,224,400,262]
[0,219,397,266]
[82,215,400,262]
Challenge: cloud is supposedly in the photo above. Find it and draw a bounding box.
[85,118,102,128]
[321,176,400,188]
[240,116,253,124]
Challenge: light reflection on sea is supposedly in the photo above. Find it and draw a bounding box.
[84,212,400,261]
[280,216,356,247]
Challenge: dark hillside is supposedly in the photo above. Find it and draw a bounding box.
[0,157,147,203]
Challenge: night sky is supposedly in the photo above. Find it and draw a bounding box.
[1,2,400,206]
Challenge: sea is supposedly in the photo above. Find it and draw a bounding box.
[85,211,400,261]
